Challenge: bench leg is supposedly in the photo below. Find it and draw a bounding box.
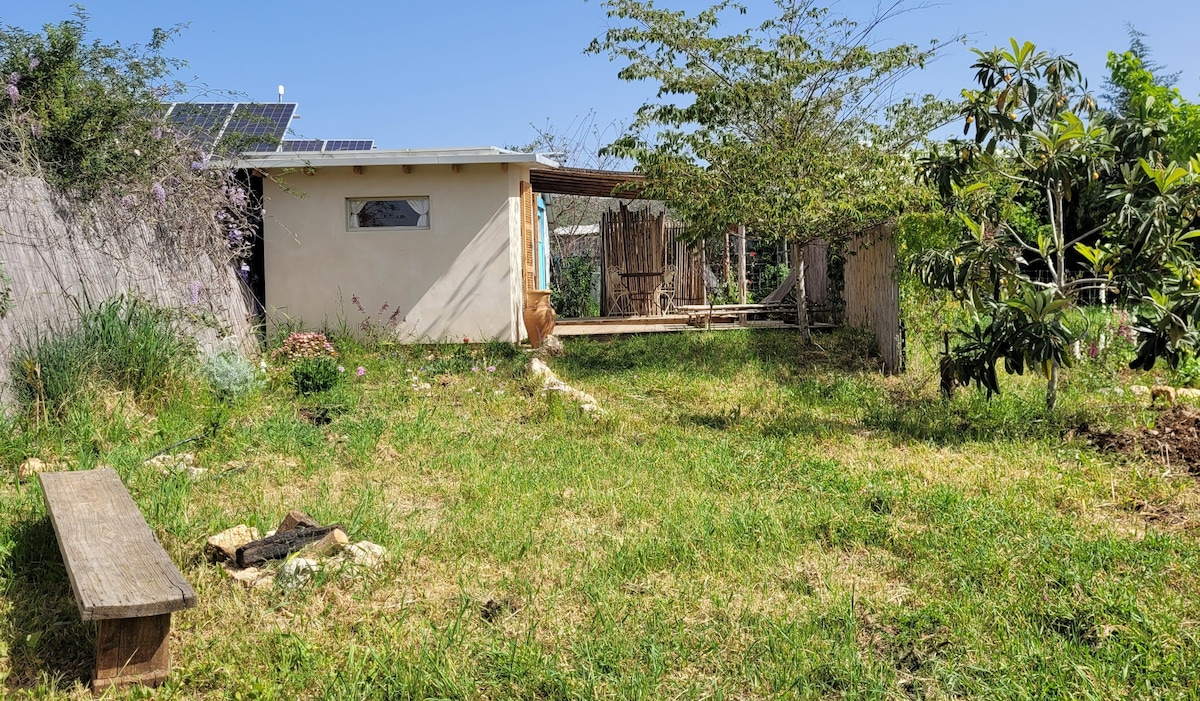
[92,613,172,694]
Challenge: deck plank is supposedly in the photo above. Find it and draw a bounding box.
[39,469,197,621]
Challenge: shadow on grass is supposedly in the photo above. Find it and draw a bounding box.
[1,514,92,692]
[557,328,881,383]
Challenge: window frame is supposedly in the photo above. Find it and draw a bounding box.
[346,196,431,232]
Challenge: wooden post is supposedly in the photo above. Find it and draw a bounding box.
[93,614,173,693]
[737,224,748,305]
[793,241,810,340]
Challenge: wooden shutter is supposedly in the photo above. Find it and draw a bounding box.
[520,181,536,295]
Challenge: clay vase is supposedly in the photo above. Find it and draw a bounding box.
[523,290,557,348]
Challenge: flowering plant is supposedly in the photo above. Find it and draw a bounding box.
[271,332,337,364]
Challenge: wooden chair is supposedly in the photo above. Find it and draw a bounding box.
[655,264,677,314]
[606,266,632,316]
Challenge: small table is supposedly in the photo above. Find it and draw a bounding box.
[619,271,664,316]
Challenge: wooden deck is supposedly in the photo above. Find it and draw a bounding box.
[555,315,827,337]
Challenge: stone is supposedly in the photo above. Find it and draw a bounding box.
[276,557,321,589]
[17,458,47,479]
[206,524,260,563]
[540,335,565,357]
[300,528,349,558]
[343,541,386,569]
[1129,385,1150,396]
[277,510,320,534]
[146,452,205,479]
[1178,388,1200,399]
[223,564,272,589]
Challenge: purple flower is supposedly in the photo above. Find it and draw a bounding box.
[152,183,166,205]
[28,58,39,70]
[7,72,19,86]
[487,366,496,372]
[119,194,137,209]
[150,126,163,140]
[6,84,17,105]
[188,281,202,305]
[238,262,250,281]
[356,366,366,377]
[227,229,243,247]
[1087,341,1099,359]
[472,366,479,373]
[191,160,206,170]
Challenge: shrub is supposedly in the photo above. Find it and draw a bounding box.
[272,332,337,364]
[291,357,341,395]
[550,256,599,318]
[10,295,188,417]
[201,345,259,402]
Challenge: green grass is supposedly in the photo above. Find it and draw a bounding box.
[1,329,1198,698]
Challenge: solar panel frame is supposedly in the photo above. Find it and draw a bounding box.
[167,103,236,149]
[323,140,375,152]
[221,103,297,152]
[281,139,325,152]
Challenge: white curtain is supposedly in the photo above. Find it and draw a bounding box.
[348,200,367,229]
[407,198,429,227]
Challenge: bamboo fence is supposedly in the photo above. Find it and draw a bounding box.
[843,222,902,373]
[0,176,254,406]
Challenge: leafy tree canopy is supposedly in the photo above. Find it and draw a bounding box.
[587,0,958,243]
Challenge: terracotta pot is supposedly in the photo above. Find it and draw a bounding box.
[523,289,557,348]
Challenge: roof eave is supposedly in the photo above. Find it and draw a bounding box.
[235,149,560,170]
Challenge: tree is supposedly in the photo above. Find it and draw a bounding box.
[586,0,958,244]
[916,41,1111,410]
[1102,26,1179,116]
[918,40,1200,410]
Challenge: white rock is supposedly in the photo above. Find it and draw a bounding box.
[343,541,386,569]
[1129,385,1150,396]
[277,557,321,589]
[1178,388,1200,398]
[17,458,47,479]
[223,564,272,589]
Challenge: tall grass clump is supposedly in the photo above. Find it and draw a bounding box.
[9,295,189,418]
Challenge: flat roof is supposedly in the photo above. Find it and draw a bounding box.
[238,146,560,169]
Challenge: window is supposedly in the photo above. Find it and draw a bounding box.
[347,198,430,230]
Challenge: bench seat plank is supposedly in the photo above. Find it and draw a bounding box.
[39,469,197,621]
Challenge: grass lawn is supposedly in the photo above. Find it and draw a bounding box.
[1,329,1199,699]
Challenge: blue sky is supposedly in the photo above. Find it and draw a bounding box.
[2,1,1198,154]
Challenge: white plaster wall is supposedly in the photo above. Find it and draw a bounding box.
[262,164,529,342]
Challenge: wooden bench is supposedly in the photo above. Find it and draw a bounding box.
[39,468,197,693]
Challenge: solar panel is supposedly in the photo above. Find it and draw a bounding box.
[222,103,296,152]
[168,103,235,148]
[323,140,374,151]
[281,139,325,152]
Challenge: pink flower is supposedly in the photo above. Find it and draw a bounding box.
[337,365,345,373]
[152,183,166,205]
[6,84,17,105]
[28,58,39,70]
[472,366,479,373]
[487,366,496,372]
[356,366,366,377]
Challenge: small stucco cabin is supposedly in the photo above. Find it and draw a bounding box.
[241,148,558,343]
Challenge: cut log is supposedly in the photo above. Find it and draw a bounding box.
[235,525,345,568]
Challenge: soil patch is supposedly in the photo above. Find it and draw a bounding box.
[1078,405,1200,472]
